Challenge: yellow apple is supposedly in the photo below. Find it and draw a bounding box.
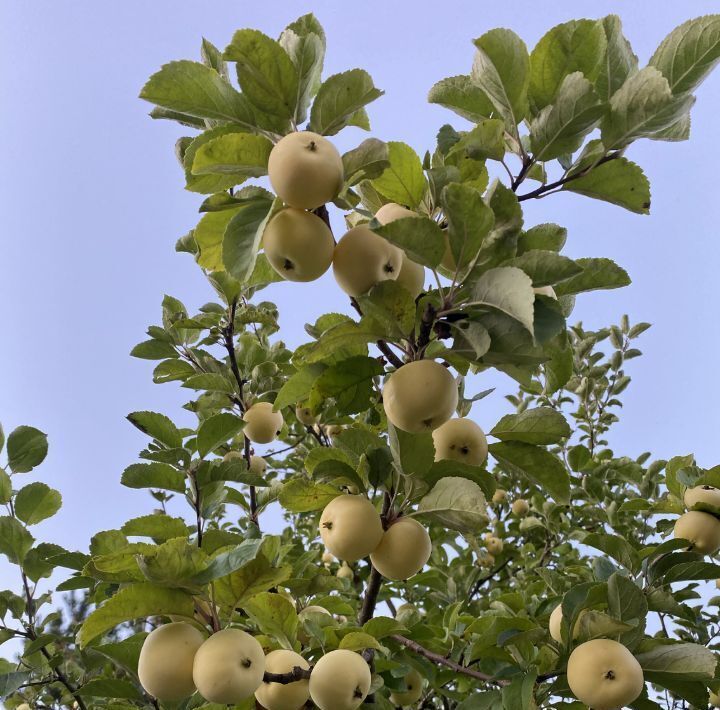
[485,536,503,555]
[296,404,319,426]
[432,418,488,466]
[383,359,458,433]
[567,639,644,710]
[249,455,267,475]
[492,489,506,504]
[337,562,354,580]
[319,495,384,562]
[674,510,720,554]
[684,484,720,509]
[308,649,371,710]
[263,208,334,282]
[370,517,431,580]
[268,131,343,209]
[243,402,283,444]
[548,604,586,643]
[511,499,530,517]
[477,551,495,568]
[255,649,310,710]
[389,667,424,706]
[321,550,335,565]
[138,622,205,701]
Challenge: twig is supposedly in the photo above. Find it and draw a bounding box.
[263,665,313,683]
[349,297,405,368]
[468,557,512,599]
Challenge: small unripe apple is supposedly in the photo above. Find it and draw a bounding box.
[333,225,402,297]
[511,499,530,517]
[432,418,488,466]
[370,517,431,580]
[255,649,310,710]
[477,551,495,568]
[383,360,458,433]
[138,622,205,701]
[249,455,267,475]
[548,604,586,643]
[321,550,335,565]
[223,450,243,462]
[309,649,371,710]
[326,424,343,437]
[193,629,265,703]
[243,402,284,444]
[268,131,343,209]
[492,489,506,504]
[533,285,557,299]
[395,603,421,626]
[567,639,644,710]
[684,484,720,509]
[263,208,334,282]
[674,510,720,554]
[337,562,354,579]
[485,536,503,555]
[319,495,384,562]
[296,404,318,426]
[389,667,424,706]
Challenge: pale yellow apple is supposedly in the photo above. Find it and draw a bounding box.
[370,517,431,580]
[674,510,720,554]
[395,254,425,298]
[511,499,530,517]
[684,485,720,509]
[485,536,503,555]
[308,649,371,710]
[389,667,424,706]
[268,131,343,209]
[548,604,586,643]
[193,629,265,703]
[533,285,557,299]
[263,208,334,282]
[243,402,283,444]
[296,404,319,426]
[326,424,343,437]
[383,359,458,433]
[255,649,310,710]
[432,418,488,466]
[567,639,644,710]
[492,489,506,504]
[337,562,354,580]
[249,455,267,475]
[138,622,205,701]
[321,550,335,565]
[319,495,384,562]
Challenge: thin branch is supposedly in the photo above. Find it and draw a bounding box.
[263,665,313,684]
[469,557,512,599]
[350,297,405,368]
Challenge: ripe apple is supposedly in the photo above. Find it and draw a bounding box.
[383,359,458,433]
[138,622,205,701]
[492,489,506,504]
[16,705,31,710]
[223,450,243,462]
[485,536,503,555]
[548,604,586,643]
[263,208,334,282]
[432,418,488,465]
[673,510,720,554]
[389,667,424,706]
[255,649,310,710]
[296,404,318,426]
[567,639,644,710]
[319,495,384,562]
[511,499,530,517]
[268,131,343,209]
[684,484,720,509]
[533,285,557,299]
[193,628,265,703]
[243,402,284,444]
[337,562,354,580]
[308,649,371,710]
[370,517,431,580]
[332,225,403,297]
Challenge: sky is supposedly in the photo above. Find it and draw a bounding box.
[1,0,719,564]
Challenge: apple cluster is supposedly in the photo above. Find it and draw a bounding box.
[674,484,720,554]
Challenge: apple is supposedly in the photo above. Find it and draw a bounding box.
[389,667,424,706]
[432,418,488,466]
[333,225,403,297]
[337,562,354,580]
[326,424,343,437]
[492,489,507,504]
[383,359,458,433]
[255,649,310,710]
[477,551,495,568]
[243,402,283,444]
[370,517,431,580]
[684,484,720,509]
[16,705,31,710]
[567,639,644,710]
[263,208,334,282]
[308,649,371,710]
[673,510,720,554]
[485,536,503,555]
[296,404,319,426]
[321,550,335,565]
[249,455,267,475]
[548,604,586,643]
[511,499,530,517]
[138,622,205,701]
[319,495,384,562]
[534,285,557,299]
[268,131,343,209]
[193,628,265,703]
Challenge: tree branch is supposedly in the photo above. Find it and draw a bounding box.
[263,665,312,684]
[350,297,405,369]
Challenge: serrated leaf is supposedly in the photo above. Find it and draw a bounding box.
[468,267,535,334]
[244,592,298,649]
[223,199,278,282]
[342,138,389,186]
[372,215,445,268]
[136,538,209,590]
[14,483,62,525]
[127,411,182,449]
[197,412,244,458]
[505,250,582,286]
[636,642,716,680]
[7,426,48,473]
[428,75,493,123]
[596,15,639,100]
[582,532,640,573]
[192,132,273,181]
[371,141,426,208]
[121,514,191,541]
[0,516,34,564]
[415,477,488,533]
[121,463,186,493]
[448,119,506,161]
[491,407,570,445]
[554,257,630,295]
[517,224,567,255]
[339,631,382,651]
[312,355,384,415]
[275,363,326,411]
[443,182,495,271]
[77,678,143,700]
[278,478,339,513]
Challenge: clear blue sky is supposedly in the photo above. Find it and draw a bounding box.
[1,1,719,555]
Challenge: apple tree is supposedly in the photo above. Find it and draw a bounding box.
[3,12,720,710]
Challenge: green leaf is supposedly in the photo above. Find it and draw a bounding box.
[649,15,720,95]
[504,250,582,286]
[194,209,239,272]
[0,516,34,564]
[490,407,570,445]
[357,280,416,338]
[596,15,639,100]
[275,363,326,411]
[309,69,383,136]
[607,573,647,632]
[0,672,31,698]
[602,67,695,149]
[140,60,255,125]
[0,469,10,504]
[554,257,630,295]
[278,478,339,513]
[214,556,292,610]
[449,119,506,161]
[442,183,495,271]
[502,669,537,710]
[517,224,567,255]
[14,483,62,525]
[636,642,717,680]
[224,29,298,119]
[468,267,535,334]
[121,514,191,541]
[427,75,493,123]
[191,538,264,584]
[489,441,569,503]
[339,631,382,651]
[415,477,488,533]
[222,200,277,281]
[388,423,434,478]
[131,339,178,360]
[244,592,298,649]
[342,138,389,186]
[423,460,496,500]
[582,532,640,573]
[312,356,384,414]
[0,423,4,452]
[121,463,186,493]
[77,583,194,648]
[661,559,720,584]
[191,133,273,181]
[529,72,604,160]
[183,126,249,194]
[471,28,530,131]
[371,141,426,208]
[7,426,48,473]
[372,215,445,268]
[529,19,608,111]
[77,678,143,700]
[197,413,244,458]
[136,538,209,590]
[127,411,182,449]
[303,318,385,364]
